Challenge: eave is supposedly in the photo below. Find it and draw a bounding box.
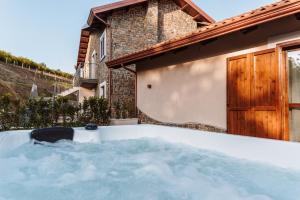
[77,30,90,67]
[78,0,214,67]
[87,0,214,26]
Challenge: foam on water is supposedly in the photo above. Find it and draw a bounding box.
[0,138,300,200]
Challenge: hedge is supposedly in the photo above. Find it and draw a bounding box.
[0,94,110,131]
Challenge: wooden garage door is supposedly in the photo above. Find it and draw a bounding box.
[227,49,282,139]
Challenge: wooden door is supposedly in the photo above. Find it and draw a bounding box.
[227,49,282,139]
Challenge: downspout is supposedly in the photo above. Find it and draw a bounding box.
[108,17,113,108]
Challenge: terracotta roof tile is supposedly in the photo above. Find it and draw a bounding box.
[107,0,300,67]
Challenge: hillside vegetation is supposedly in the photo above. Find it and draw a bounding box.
[0,62,72,102]
[0,50,72,79]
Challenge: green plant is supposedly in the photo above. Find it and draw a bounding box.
[114,100,121,119]
[94,97,110,125]
[0,95,111,131]
[0,94,14,131]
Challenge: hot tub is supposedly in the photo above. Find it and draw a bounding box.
[1,125,300,200]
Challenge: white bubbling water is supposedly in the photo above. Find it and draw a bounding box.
[0,138,300,200]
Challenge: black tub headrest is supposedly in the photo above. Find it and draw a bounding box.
[85,123,98,130]
[30,127,74,143]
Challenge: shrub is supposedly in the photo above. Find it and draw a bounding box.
[0,95,110,131]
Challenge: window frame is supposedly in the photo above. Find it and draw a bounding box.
[100,30,106,61]
[99,81,107,98]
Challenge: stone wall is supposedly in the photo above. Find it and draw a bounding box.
[158,0,198,42]
[138,109,227,133]
[83,0,199,117]
[111,67,136,117]
[110,4,152,59]
[109,1,156,117]
[108,0,199,117]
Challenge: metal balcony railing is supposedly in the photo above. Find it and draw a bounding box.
[75,63,99,89]
[78,62,98,80]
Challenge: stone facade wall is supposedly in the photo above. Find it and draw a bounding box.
[109,1,158,117]
[110,4,152,59]
[138,109,227,133]
[158,0,198,42]
[111,67,136,117]
[83,0,199,117]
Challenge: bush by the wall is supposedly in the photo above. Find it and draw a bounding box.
[0,95,110,131]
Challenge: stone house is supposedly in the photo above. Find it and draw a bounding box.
[71,0,214,117]
[106,0,300,141]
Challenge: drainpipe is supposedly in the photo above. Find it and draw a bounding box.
[108,18,113,108]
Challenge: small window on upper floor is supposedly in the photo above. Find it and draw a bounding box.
[100,30,106,61]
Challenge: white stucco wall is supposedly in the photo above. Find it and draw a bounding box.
[137,30,300,129]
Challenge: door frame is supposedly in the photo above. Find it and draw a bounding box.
[276,39,300,141]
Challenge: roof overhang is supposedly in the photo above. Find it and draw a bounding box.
[106,0,300,69]
[77,0,214,67]
[88,0,148,26]
[77,29,90,67]
[87,0,214,26]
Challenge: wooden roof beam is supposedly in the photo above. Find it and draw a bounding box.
[121,64,136,74]
[193,14,201,20]
[80,37,89,43]
[82,31,90,37]
[79,54,86,58]
[93,12,110,27]
[80,43,88,48]
[181,3,189,11]
[197,21,211,26]
[79,49,87,54]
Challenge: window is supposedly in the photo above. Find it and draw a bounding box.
[100,30,106,61]
[99,81,107,98]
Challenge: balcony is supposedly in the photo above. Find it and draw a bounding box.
[78,63,98,89]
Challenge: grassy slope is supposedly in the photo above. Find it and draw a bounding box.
[0,62,72,102]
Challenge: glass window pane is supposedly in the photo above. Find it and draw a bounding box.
[287,50,300,141]
[287,50,300,103]
[289,109,300,142]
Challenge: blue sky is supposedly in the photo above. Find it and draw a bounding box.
[0,0,275,73]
